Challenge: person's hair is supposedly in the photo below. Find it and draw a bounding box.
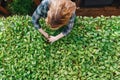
[46,0,76,30]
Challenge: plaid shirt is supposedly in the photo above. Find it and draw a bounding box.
[32,0,76,36]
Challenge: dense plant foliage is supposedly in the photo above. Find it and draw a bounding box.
[7,0,35,15]
[0,15,120,79]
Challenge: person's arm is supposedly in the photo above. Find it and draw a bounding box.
[48,13,76,43]
[32,0,49,39]
[61,13,76,36]
[32,3,42,29]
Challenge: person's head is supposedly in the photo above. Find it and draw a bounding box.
[46,0,76,30]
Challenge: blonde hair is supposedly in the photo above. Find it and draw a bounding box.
[46,0,76,30]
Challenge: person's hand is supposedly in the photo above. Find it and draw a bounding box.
[38,28,49,40]
[47,33,64,43]
[48,36,58,43]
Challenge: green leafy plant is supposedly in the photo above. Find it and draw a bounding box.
[0,15,120,79]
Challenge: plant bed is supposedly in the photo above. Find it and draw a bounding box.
[0,15,120,79]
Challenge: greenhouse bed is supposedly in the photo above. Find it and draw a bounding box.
[0,15,120,79]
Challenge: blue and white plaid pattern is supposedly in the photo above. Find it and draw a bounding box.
[32,0,76,36]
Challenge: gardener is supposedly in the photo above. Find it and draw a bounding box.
[32,0,76,43]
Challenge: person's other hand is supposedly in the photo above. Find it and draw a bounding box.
[48,36,57,43]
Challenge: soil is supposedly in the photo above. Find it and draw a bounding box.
[76,6,120,17]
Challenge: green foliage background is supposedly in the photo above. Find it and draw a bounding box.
[0,15,120,79]
[7,0,35,15]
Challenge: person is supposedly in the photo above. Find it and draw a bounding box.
[32,0,76,43]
